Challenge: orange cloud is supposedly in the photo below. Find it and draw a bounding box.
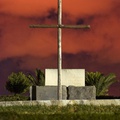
[0,0,57,16]
[0,0,120,65]
[0,0,117,16]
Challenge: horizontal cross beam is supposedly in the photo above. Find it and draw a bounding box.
[29,24,90,29]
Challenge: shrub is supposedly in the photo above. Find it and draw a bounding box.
[6,72,31,95]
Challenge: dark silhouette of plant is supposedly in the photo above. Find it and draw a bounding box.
[27,69,45,86]
[85,72,117,96]
[6,72,31,95]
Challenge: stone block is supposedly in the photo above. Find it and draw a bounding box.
[68,86,96,100]
[45,69,85,86]
[30,86,67,100]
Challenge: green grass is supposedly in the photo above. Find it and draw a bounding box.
[0,104,120,120]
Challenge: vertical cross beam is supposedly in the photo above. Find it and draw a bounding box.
[29,0,90,100]
[57,0,62,100]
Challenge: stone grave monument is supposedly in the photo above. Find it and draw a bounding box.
[29,1,96,100]
[29,0,90,100]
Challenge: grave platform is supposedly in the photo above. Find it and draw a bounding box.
[30,86,96,100]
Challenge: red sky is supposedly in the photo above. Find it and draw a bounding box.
[0,0,120,96]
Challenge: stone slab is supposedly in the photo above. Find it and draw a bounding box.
[68,86,96,100]
[30,86,67,100]
[45,69,85,86]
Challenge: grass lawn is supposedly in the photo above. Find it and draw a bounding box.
[0,104,120,120]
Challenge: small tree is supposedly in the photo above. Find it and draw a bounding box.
[27,68,45,86]
[6,72,31,95]
[85,71,117,96]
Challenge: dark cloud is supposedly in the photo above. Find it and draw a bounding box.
[47,8,57,21]
[0,58,23,95]
[76,19,85,25]
[0,53,120,95]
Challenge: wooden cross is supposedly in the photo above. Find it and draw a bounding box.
[29,0,90,100]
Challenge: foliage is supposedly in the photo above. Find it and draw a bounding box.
[0,95,29,101]
[0,104,119,115]
[85,72,117,96]
[27,69,45,86]
[0,105,120,120]
[6,72,31,95]
[0,112,120,120]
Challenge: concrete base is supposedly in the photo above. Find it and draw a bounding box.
[0,100,120,106]
[30,86,96,100]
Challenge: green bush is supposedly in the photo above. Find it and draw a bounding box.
[27,68,45,86]
[85,72,116,96]
[6,72,31,95]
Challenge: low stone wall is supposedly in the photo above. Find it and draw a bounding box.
[30,86,96,100]
[0,100,120,107]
